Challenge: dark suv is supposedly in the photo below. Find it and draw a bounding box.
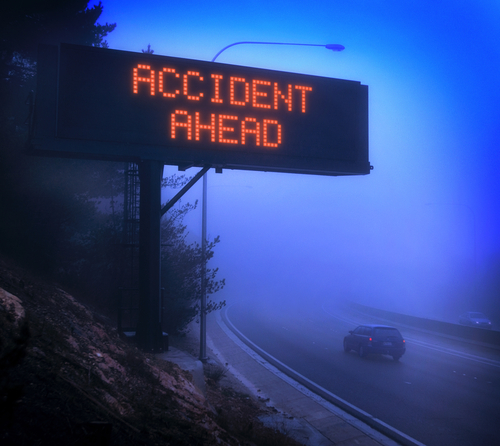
[343,324,406,360]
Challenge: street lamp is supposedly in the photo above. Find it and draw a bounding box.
[199,41,345,362]
[212,41,345,62]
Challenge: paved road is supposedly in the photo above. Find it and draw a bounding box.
[226,297,500,446]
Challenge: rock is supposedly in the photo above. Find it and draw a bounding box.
[0,287,25,324]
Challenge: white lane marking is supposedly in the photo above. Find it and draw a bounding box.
[405,337,500,368]
[322,304,500,368]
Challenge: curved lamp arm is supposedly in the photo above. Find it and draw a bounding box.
[212,41,345,62]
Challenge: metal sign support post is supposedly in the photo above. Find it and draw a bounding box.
[136,159,164,352]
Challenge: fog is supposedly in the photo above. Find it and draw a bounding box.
[164,164,498,325]
[96,0,500,325]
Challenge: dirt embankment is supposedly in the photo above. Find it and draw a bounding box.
[0,255,300,445]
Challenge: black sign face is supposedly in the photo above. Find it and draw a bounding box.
[30,43,370,176]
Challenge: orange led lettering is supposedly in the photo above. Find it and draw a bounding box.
[273,83,293,111]
[263,119,282,148]
[133,64,155,95]
[211,74,224,103]
[195,112,216,142]
[183,71,204,101]
[159,68,180,98]
[132,62,312,149]
[252,80,271,109]
[241,118,261,146]
[219,115,239,144]
[294,85,313,113]
[230,77,249,106]
[171,110,192,140]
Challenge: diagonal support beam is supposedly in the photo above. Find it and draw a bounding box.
[161,166,210,217]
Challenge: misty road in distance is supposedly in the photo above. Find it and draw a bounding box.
[225,297,500,446]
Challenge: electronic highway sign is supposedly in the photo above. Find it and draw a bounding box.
[30,43,370,176]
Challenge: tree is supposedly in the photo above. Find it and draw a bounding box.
[160,185,226,336]
[0,4,226,333]
[0,1,117,274]
[62,171,227,334]
[1,1,116,86]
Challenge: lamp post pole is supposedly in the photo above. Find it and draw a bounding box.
[199,170,208,362]
[199,41,345,362]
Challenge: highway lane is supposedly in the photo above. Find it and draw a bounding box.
[226,297,500,446]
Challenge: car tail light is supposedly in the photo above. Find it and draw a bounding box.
[403,339,405,344]
[369,337,372,342]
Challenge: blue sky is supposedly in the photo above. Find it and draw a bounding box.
[94,0,500,322]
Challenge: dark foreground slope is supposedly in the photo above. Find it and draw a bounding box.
[0,254,299,446]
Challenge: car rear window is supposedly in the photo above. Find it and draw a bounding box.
[373,328,402,338]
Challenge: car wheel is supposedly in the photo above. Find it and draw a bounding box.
[392,355,401,361]
[343,340,350,353]
[358,345,367,358]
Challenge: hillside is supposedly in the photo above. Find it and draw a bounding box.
[0,254,300,445]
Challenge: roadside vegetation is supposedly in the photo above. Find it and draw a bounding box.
[0,1,224,336]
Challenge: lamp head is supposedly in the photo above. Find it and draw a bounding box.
[325,44,345,51]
